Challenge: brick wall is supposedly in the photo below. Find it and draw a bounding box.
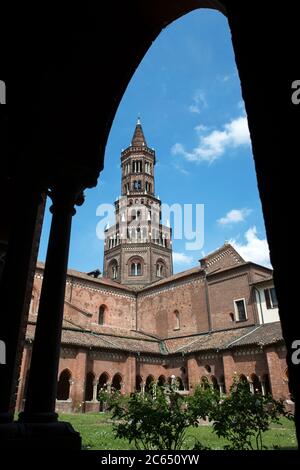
[208,272,255,330]
[137,276,208,337]
[266,346,289,400]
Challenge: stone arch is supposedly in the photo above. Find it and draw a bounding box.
[200,376,210,389]
[156,258,166,278]
[145,375,155,392]
[57,369,72,400]
[111,373,123,392]
[108,259,118,280]
[157,375,166,387]
[251,373,262,394]
[239,374,251,391]
[98,372,110,391]
[210,375,219,392]
[85,371,95,401]
[135,375,143,392]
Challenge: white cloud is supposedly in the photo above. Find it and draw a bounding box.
[194,124,208,132]
[171,115,251,164]
[188,90,207,114]
[218,208,252,225]
[173,252,194,265]
[230,226,271,267]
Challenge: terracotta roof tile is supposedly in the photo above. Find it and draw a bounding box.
[26,322,161,354]
[225,322,283,348]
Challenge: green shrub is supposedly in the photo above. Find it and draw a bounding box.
[108,384,215,450]
[210,376,286,450]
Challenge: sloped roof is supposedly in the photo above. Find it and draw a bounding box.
[131,119,147,146]
[26,322,162,354]
[224,322,283,348]
[36,261,135,293]
[165,327,255,354]
[164,323,284,354]
[26,320,283,356]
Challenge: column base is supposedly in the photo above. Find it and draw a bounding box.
[0,421,81,449]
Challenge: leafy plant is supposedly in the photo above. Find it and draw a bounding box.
[210,376,286,450]
[108,384,214,450]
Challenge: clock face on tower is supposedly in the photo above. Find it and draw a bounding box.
[103,119,173,287]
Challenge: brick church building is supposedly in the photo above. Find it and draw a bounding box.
[16,121,290,413]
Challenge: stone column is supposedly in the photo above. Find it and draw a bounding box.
[248,379,254,394]
[261,379,266,397]
[219,383,225,396]
[0,183,45,423]
[19,186,83,423]
[92,381,98,402]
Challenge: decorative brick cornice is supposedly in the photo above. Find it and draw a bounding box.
[89,350,126,361]
[233,348,262,356]
[197,353,220,360]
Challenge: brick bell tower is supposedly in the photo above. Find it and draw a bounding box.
[103,118,173,288]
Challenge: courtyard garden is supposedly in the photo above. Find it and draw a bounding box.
[59,412,297,450]
[59,378,297,450]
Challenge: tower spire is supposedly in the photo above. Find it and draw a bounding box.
[103,121,173,287]
[131,117,147,147]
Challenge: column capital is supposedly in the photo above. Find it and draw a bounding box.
[48,185,85,216]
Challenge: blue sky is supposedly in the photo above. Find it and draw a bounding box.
[38,9,271,274]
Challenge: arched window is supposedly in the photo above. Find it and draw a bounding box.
[130,258,143,276]
[251,373,262,394]
[176,377,184,390]
[174,310,180,330]
[99,304,106,325]
[57,369,71,400]
[200,376,210,390]
[145,375,155,393]
[85,372,95,401]
[98,372,109,393]
[156,261,165,278]
[157,375,166,387]
[108,259,118,280]
[112,373,122,391]
[136,375,143,392]
[239,374,250,391]
[211,375,219,393]
[98,372,110,410]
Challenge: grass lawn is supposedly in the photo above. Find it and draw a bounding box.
[59,412,298,450]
